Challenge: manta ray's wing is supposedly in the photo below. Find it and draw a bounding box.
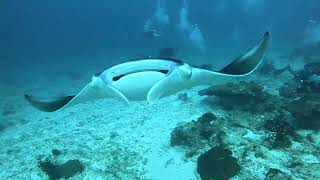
[147,32,270,103]
[24,76,129,112]
[147,64,192,103]
[218,31,270,75]
[104,83,130,105]
[24,94,75,112]
[190,31,270,86]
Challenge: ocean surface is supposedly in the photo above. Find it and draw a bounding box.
[1,0,320,179]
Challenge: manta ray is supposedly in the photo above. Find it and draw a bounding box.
[25,32,269,112]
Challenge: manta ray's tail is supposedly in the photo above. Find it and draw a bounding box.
[219,31,270,75]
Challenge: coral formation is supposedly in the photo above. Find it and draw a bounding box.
[265,168,291,179]
[291,163,320,179]
[170,112,218,157]
[286,94,320,129]
[279,62,320,98]
[198,81,279,113]
[278,81,299,98]
[37,159,84,180]
[258,59,290,76]
[197,146,240,180]
[262,113,295,148]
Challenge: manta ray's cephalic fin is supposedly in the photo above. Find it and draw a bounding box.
[147,64,192,103]
[105,83,130,105]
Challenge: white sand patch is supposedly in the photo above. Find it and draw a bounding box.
[0,88,207,179]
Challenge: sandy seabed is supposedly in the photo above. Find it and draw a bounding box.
[0,61,319,180]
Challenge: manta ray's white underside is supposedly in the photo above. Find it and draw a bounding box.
[113,71,165,101]
[25,32,270,112]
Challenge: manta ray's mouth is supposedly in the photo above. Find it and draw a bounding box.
[112,70,169,81]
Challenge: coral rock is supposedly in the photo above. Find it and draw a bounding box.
[197,146,240,180]
[287,94,320,129]
[265,168,291,180]
[170,113,218,156]
[263,113,295,148]
[38,159,84,180]
[199,81,278,113]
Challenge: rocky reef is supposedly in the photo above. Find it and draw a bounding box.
[198,81,279,113]
[265,168,291,179]
[258,58,290,76]
[170,112,219,157]
[170,113,241,179]
[279,62,320,98]
[277,62,320,130]
[286,94,320,129]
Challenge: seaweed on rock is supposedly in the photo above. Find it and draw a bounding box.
[198,81,279,113]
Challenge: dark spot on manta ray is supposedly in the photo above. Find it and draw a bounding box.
[158,70,169,74]
[113,74,126,81]
[112,69,169,81]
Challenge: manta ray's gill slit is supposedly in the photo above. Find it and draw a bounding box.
[113,74,126,81]
[159,70,169,74]
[112,70,169,81]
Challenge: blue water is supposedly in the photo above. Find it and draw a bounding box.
[2,1,319,71]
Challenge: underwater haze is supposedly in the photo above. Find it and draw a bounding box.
[1,0,320,179]
[2,0,319,80]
